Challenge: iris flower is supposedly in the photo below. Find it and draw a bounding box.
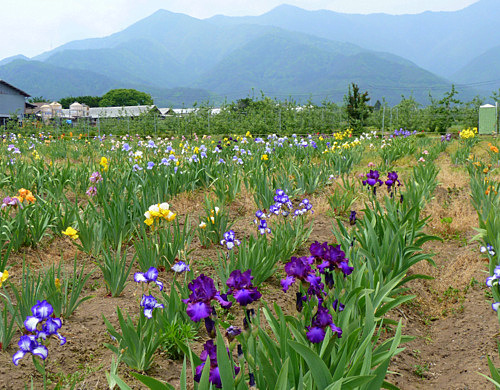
[12,335,48,366]
[362,170,383,187]
[0,269,8,288]
[220,230,240,250]
[306,304,342,343]
[171,261,190,273]
[226,270,261,306]
[62,227,79,240]
[183,274,232,322]
[134,267,164,291]
[140,295,164,318]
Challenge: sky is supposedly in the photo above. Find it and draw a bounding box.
[1,0,478,60]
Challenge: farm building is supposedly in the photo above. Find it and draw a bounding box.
[0,79,30,125]
[479,103,498,135]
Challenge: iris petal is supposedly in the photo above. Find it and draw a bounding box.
[12,350,26,366]
[24,316,40,332]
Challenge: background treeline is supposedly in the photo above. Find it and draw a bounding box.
[15,85,500,137]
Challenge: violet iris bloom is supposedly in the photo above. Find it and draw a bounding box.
[313,243,353,277]
[349,211,357,226]
[226,270,262,306]
[24,300,54,333]
[257,219,271,235]
[1,196,20,209]
[226,326,242,342]
[362,170,383,187]
[306,305,342,343]
[183,274,232,322]
[12,335,48,366]
[171,261,190,273]
[194,340,240,389]
[140,295,164,318]
[134,267,163,291]
[280,256,314,292]
[220,230,240,250]
[38,317,66,345]
[385,171,401,189]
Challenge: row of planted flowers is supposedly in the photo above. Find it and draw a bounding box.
[1,129,493,388]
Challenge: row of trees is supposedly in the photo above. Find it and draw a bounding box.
[345,83,487,133]
[21,84,495,136]
[29,89,154,109]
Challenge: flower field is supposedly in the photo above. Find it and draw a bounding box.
[0,128,499,389]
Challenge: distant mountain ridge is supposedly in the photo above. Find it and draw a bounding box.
[0,3,492,105]
[453,44,500,93]
[208,0,500,78]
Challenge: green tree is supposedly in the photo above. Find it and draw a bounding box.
[99,89,154,107]
[344,83,372,132]
[60,95,102,109]
[392,95,423,131]
[425,85,462,133]
[460,95,483,129]
[491,88,500,103]
[27,96,47,103]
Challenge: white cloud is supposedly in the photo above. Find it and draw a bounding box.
[0,0,478,60]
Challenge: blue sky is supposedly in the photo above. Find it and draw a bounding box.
[1,0,477,60]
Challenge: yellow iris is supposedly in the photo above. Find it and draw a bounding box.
[100,157,109,171]
[62,227,79,240]
[0,270,9,288]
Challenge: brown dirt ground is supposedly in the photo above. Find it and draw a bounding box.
[1,151,499,389]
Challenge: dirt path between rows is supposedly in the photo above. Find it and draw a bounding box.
[388,165,500,389]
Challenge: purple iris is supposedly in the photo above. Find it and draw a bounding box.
[14,300,66,366]
[86,186,97,197]
[171,261,190,273]
[385,171,401,189]
[194,340,240,389]
[134,267,163,291]
[38,317,66,345]
[332,299,345,312]
[306,305,342,343]
[226,326,242,342]
[24,300,54,333]
[1,196,20,209]
[349,210,357,226]
[183,274,232,322]
[220,230,240,250]
[313,242,353,277]
[140,295,164,318]
[280,256,314,292]
[226,270,262,306]
[89,171,102,183]
[257,219,271,235]
[362,170,383,187]
[12,335,48,366]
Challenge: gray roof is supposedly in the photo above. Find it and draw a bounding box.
[89,105,158,119]
[158,107,173,116]
[0,79,30,97]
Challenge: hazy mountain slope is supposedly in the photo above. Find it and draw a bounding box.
[44,39,190,88]
[0,54,29,66]
[195,32,453,104]
[0,59,213,106]
[0,60,119,98]
[453,44,500,92]
[208,0,500,77]
[36,10,279,75]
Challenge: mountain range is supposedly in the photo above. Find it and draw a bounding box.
[0,0,497,106]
